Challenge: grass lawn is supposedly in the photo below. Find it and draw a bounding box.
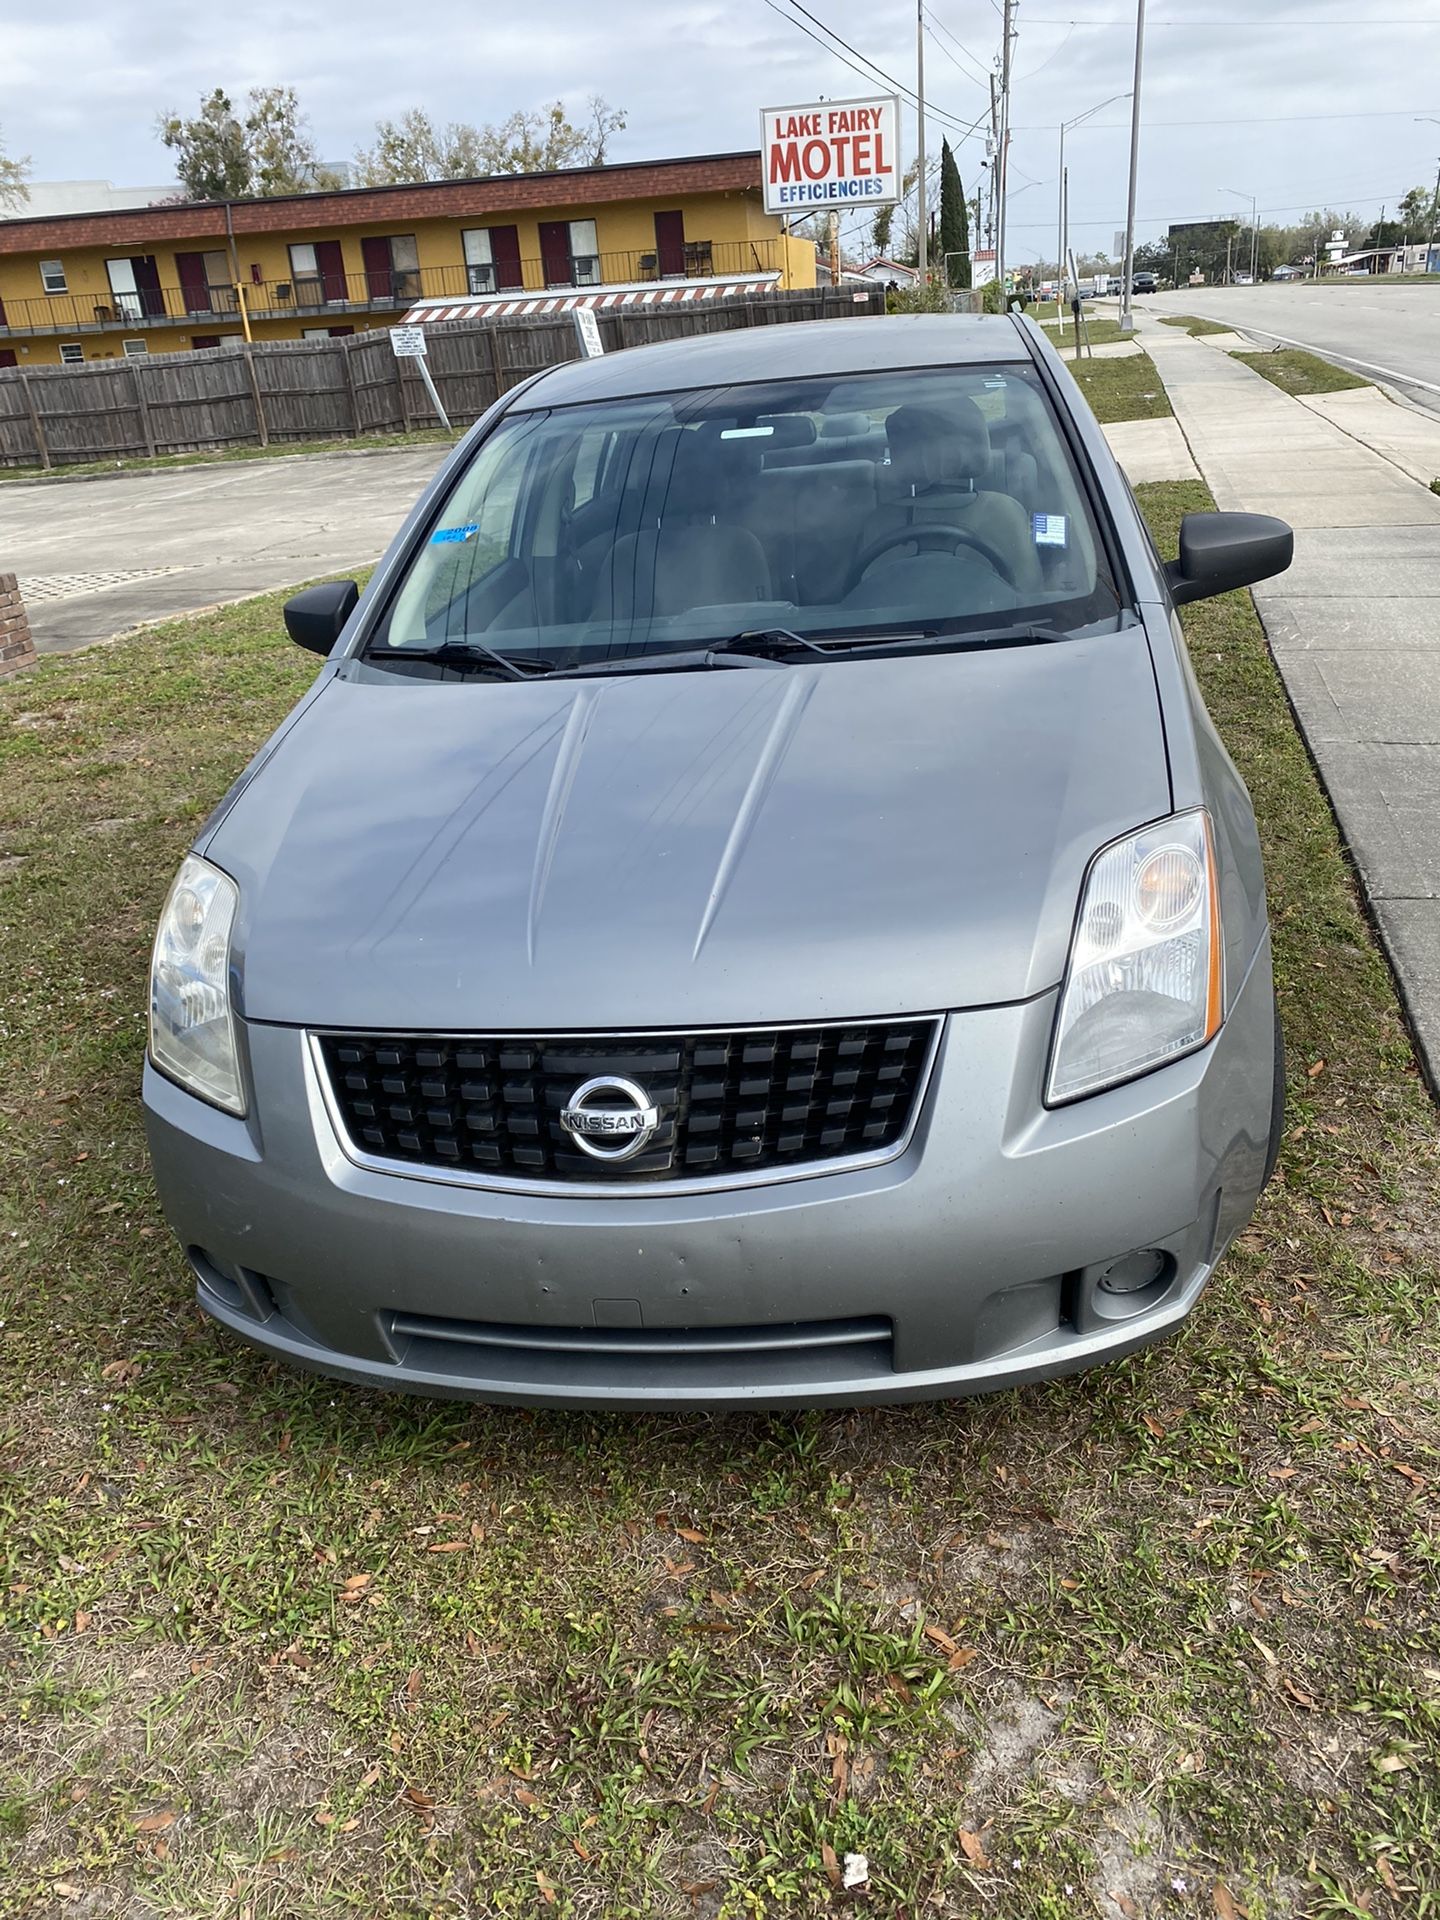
[2,521,1438,1918]
[1041,317,1128,349]
[1231,350,1372,398]
[1070,350,1174,423]
[0,427,454,485]
[1159,316,1233,337]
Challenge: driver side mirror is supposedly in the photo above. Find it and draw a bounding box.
[1165,512,1292,607]
[284,579,359,655]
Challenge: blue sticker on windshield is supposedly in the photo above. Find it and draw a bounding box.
[1032,513,1068,547]
[431,523,480,544]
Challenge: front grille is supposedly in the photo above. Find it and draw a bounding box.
[315,1019,938,1184]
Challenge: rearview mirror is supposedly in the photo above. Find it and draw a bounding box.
[284,580,359,655]
[1165,512,1292,607]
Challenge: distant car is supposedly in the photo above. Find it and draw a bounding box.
[1076,279,1097,299]
[1234,273,1254,286]
[1131,271,1158,295]
[144,314,1294,1410]
[1271,266,1302,281]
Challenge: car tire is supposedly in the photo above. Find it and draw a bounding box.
[1262,991,1286,1189]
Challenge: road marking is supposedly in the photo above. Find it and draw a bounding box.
[1227,323,1440,398]
[19,567,185,604]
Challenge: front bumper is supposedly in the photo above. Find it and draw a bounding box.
[143,936,1274,1409]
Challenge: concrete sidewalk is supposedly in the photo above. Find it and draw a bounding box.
[1137,314,1440,1078]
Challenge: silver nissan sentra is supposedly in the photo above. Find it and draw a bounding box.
[143,314,1293,1409]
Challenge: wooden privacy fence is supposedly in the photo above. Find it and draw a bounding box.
[0,288,885,470]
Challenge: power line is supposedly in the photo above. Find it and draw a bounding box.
[924,6,995,84]
[1013,107,1440,129]
[771,0,981,135]
[1023,15,1439,24]
[1010,184,1422,228]
[924,21,990,90]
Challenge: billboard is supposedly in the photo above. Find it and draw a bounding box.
[760,96,901,215]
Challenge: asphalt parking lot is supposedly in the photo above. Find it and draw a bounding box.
[0,445,448,652]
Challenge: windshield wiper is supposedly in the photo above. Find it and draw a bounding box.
[547,624,1073,674]
[370,639,557,681]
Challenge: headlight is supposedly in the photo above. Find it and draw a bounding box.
[148,854,245,1114]
[1047,809,1222,1104]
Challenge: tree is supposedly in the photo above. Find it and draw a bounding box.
[353,97,626,186]
[0,123,30,211]
[1399,185,1434,236]
[870,204,894,259]
[1365,217,1406,250]
[159,86,341,201]
[938,138,970,287]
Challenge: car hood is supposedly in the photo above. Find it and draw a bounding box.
[211,631,1171,1030]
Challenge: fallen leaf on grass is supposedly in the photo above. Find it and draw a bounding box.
[515,1788,542,1811]
[536,1870,557,1904]
[134,1811,175,1833]
[675,1526,706,1544]
[1283,1678,1319,1710]
[425,1540,468,1553]
[959,1829,991,1869]
[822,1841,842,1889]
[1212,1883,1240,1919]
[403,1784,436,1808]
[1375,1856,1399,1896]
[340,1574,371,1593]
[923,1623,960,1656]
[948,1646,979,1670]
[1376,1753,1412,1774]
[1307,1059,1326,1078]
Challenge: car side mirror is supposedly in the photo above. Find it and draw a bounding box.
[284,580,359,655]
[1165,512,1292,607]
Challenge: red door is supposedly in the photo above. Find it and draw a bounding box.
[539,221,573,287]
[175,251,212,314]
[316,240,347,304]
[0,349,16,369]
[192,335,223,351]
[654,210,686,278]
[490,224,523,290]
[361,236,393,302]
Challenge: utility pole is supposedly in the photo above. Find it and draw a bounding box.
[996,0,1016,296]
[1224,234,1232,286]
[1118,0,1146,334]
[916,0,928,283]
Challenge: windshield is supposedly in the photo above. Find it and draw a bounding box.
[371,364,1122,668]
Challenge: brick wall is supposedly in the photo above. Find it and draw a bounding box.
[0,152,764,255]
[0,574,37,678]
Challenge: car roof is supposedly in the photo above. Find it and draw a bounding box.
[504,314,1032,410]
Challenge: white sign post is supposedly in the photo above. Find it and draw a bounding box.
[759,96,901,217]
[573,307,604,359]
[390,324,453,434]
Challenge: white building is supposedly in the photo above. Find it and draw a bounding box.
[1,179,180,222]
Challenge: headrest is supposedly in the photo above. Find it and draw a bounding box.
[886,400,992,490]
[819,411,872,440]
[663,423,760,519]
[755,415,817,448]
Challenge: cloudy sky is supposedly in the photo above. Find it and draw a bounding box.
[3,0,1439,257]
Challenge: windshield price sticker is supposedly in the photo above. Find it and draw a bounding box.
[1032,513,1068,548]
[431,523,480,545]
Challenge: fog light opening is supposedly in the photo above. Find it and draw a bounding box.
[1097,1249,1172,1296]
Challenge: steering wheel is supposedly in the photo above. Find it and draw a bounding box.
[844,521,1019,594]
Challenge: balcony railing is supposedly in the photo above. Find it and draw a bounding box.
[0,239,792,338]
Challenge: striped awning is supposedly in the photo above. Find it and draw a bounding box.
[401,270,784,325]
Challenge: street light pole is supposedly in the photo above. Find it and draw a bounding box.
[1222,187,1258,282]
[1057,92,1131,318]
[1419,120,1440,266]
[1118,0,1147,334]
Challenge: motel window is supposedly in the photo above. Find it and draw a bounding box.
[461,225,523,294]
[122,339,149,357]
[40,260,68,294]
[59,342,84,364]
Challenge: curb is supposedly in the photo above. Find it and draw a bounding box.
[0,440,452,491]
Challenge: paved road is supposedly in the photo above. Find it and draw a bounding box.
[0,446,448,653]
[1147,282,1440,415]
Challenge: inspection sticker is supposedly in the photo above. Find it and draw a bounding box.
[1032,513,1068,547]
[431,523,480,544]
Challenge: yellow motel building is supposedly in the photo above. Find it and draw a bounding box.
[0,151,816,367]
